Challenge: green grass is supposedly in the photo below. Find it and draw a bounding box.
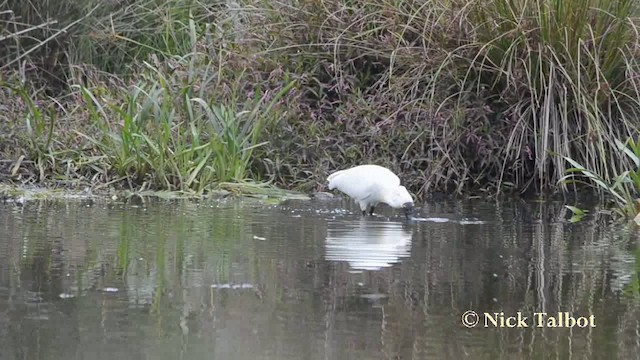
[1,0,296,193]
[464,0,639,193]
[559,138,640,218]
[67,57,295,192]
[2,0,640,199]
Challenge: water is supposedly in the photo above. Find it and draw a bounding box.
[0,197,638,359]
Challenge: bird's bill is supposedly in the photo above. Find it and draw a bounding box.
[402,202,415,218]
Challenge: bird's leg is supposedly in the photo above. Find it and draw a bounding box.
[369,206,375,216]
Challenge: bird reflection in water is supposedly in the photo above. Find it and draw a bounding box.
[325,218,413,272]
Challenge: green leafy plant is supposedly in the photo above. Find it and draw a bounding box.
[559,138,640,218]
[190,80,296,183]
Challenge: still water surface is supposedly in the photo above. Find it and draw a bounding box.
[0,197,639,359]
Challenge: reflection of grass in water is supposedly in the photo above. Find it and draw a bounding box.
[110,201,250,319]
[625,248,640,302]
[9,202,116,298]
[116,216,130,275]
[404,204,639,358]
[8,200,259,309]
[8,199,640,356]
[151,232,166,317]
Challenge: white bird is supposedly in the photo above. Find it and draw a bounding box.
[327,164,415,218]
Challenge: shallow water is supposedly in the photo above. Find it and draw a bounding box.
[0,197,639,359]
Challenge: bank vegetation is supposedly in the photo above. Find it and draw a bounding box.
[1,0,640,208]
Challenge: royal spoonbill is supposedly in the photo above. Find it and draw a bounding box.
[327,164,415,218]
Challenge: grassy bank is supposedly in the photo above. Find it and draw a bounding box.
[1,0,640,202]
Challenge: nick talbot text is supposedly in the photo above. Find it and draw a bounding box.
[483,312,596,328]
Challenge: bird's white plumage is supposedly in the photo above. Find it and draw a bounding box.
[327,164,413,214]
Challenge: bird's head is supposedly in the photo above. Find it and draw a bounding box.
[385,186,415,218]
[402,201,415,219]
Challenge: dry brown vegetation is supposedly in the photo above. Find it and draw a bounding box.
[1,0,640,199]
